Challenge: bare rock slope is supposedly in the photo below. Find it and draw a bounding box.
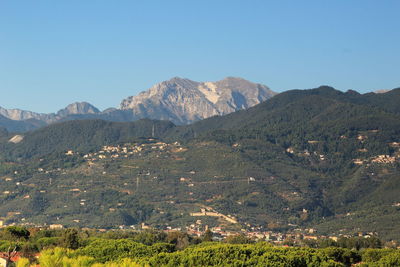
[120,77,276,124]
[0,77,276,131]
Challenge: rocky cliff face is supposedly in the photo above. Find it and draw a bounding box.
[120,77,276,124]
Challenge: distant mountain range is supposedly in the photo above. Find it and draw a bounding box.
[0,102,100,123]
[0,77,276,132]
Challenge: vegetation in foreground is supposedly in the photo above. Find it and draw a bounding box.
[0,227,399,267]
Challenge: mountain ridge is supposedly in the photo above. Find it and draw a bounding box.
[120,77,276,124]
[1,86,400,240]
[0,77,276,131]
[2,79,398,133]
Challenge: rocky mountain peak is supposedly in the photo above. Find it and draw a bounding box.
[57,102,100,117]
[120,77,276,124]
[0,76,277,131]
[166,76,195,85]
[220,76,249,83]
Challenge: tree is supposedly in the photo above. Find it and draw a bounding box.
[133,230,167,245]
[39,247,68,267]
[16,258,30,267]
[3,246,18,267]
[202,229,213,242]
[3,226,30,241]
[61,228,80,249]
[225,234,252,244]
[166,231,191,250]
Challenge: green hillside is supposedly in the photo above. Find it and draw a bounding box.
[3,119,175,159]
[0,87,400,240]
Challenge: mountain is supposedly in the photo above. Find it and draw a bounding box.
[0,101,125,133]
[56,102,101,117]
[0,102,101,122]
[120,77,276,124]
[167,86,400,139]
[1,86,400,240]
[0,77,276,132]
[0,106,54,122]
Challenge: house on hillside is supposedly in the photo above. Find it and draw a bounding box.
[49,224,64,230]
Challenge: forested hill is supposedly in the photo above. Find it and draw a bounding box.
[2,119,175,159]
[3,86,400,158]
[0,114,46,133]
[166,86,400,169]
[164,86,400,239]
[166,86,400,140]
[0,86,400,240]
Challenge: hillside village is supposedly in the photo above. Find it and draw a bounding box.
[0,215,391,251]
[286,132,400,166]
[5,128,398,180]
[0,132,399,246]
[66,139,177,162]
[1,132,400,233]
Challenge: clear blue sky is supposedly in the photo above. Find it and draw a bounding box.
[0,0,399,113]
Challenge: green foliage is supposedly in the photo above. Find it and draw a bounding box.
[2,226,30,241]
[74,239,170,263]
[61,228,81,249]
[376,252,400,266]
[19,241,38,258]
[58,255,97,267]
[0,240,20,251]
[225,234,253,244]
[361,248,395,262]
[39,247,71,267]
[35,237,61,250]
[336,237,382,250]
[27,238,400,267]
[132,230,167,246]
[360,249,400,266]
[91,258,143,267]
[202,229,213,242]
[145,243,355,267]
[6,119,175,159]
[322,247,361,266]
[166,231,193,250]
[15,257,30,267]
